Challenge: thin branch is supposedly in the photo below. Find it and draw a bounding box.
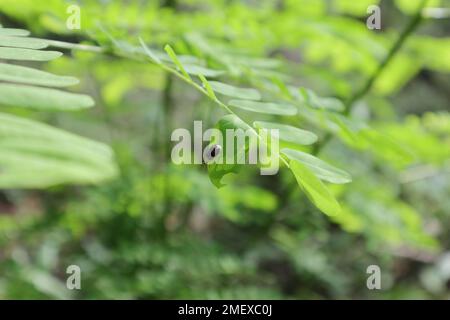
[46,40,105,53]
[49,38,291,168]
[343,0,428,115]
[313,0,428,155]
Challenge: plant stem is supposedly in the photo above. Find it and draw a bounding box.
[162,73,174,214]
[46,40,105,53]
[344,0,427,114]
[162,74,174,161]
[313,0,427,155]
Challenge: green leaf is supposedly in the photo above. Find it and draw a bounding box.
[360,129,415,167]
[289,159,341,216]
[395,0,440,15]
[0,112,117,188]
[299,87,344,112]
[164,44,191,80]
[329,115,414,167]
[0,63,79,87]
[208,162,241,188]
[0,47,62,61]
[254,121,318,146]
[182,64,225,78]
[0,28,30,37]
[271,77,292,98]
[198,74,217,100]
[0,84,94,110]
[177,55,204,65]
[228,100,297,116]
[207,114,256,188]
[282,148,351,184]
[138,37,162,64]
[233,56,281,69]
[214,113,253,132]
[0,36,49,49]
[208,81,261,100]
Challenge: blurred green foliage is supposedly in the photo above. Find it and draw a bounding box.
[0,0,449,299]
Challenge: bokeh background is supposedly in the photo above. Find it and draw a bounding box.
[0,0,449,299]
